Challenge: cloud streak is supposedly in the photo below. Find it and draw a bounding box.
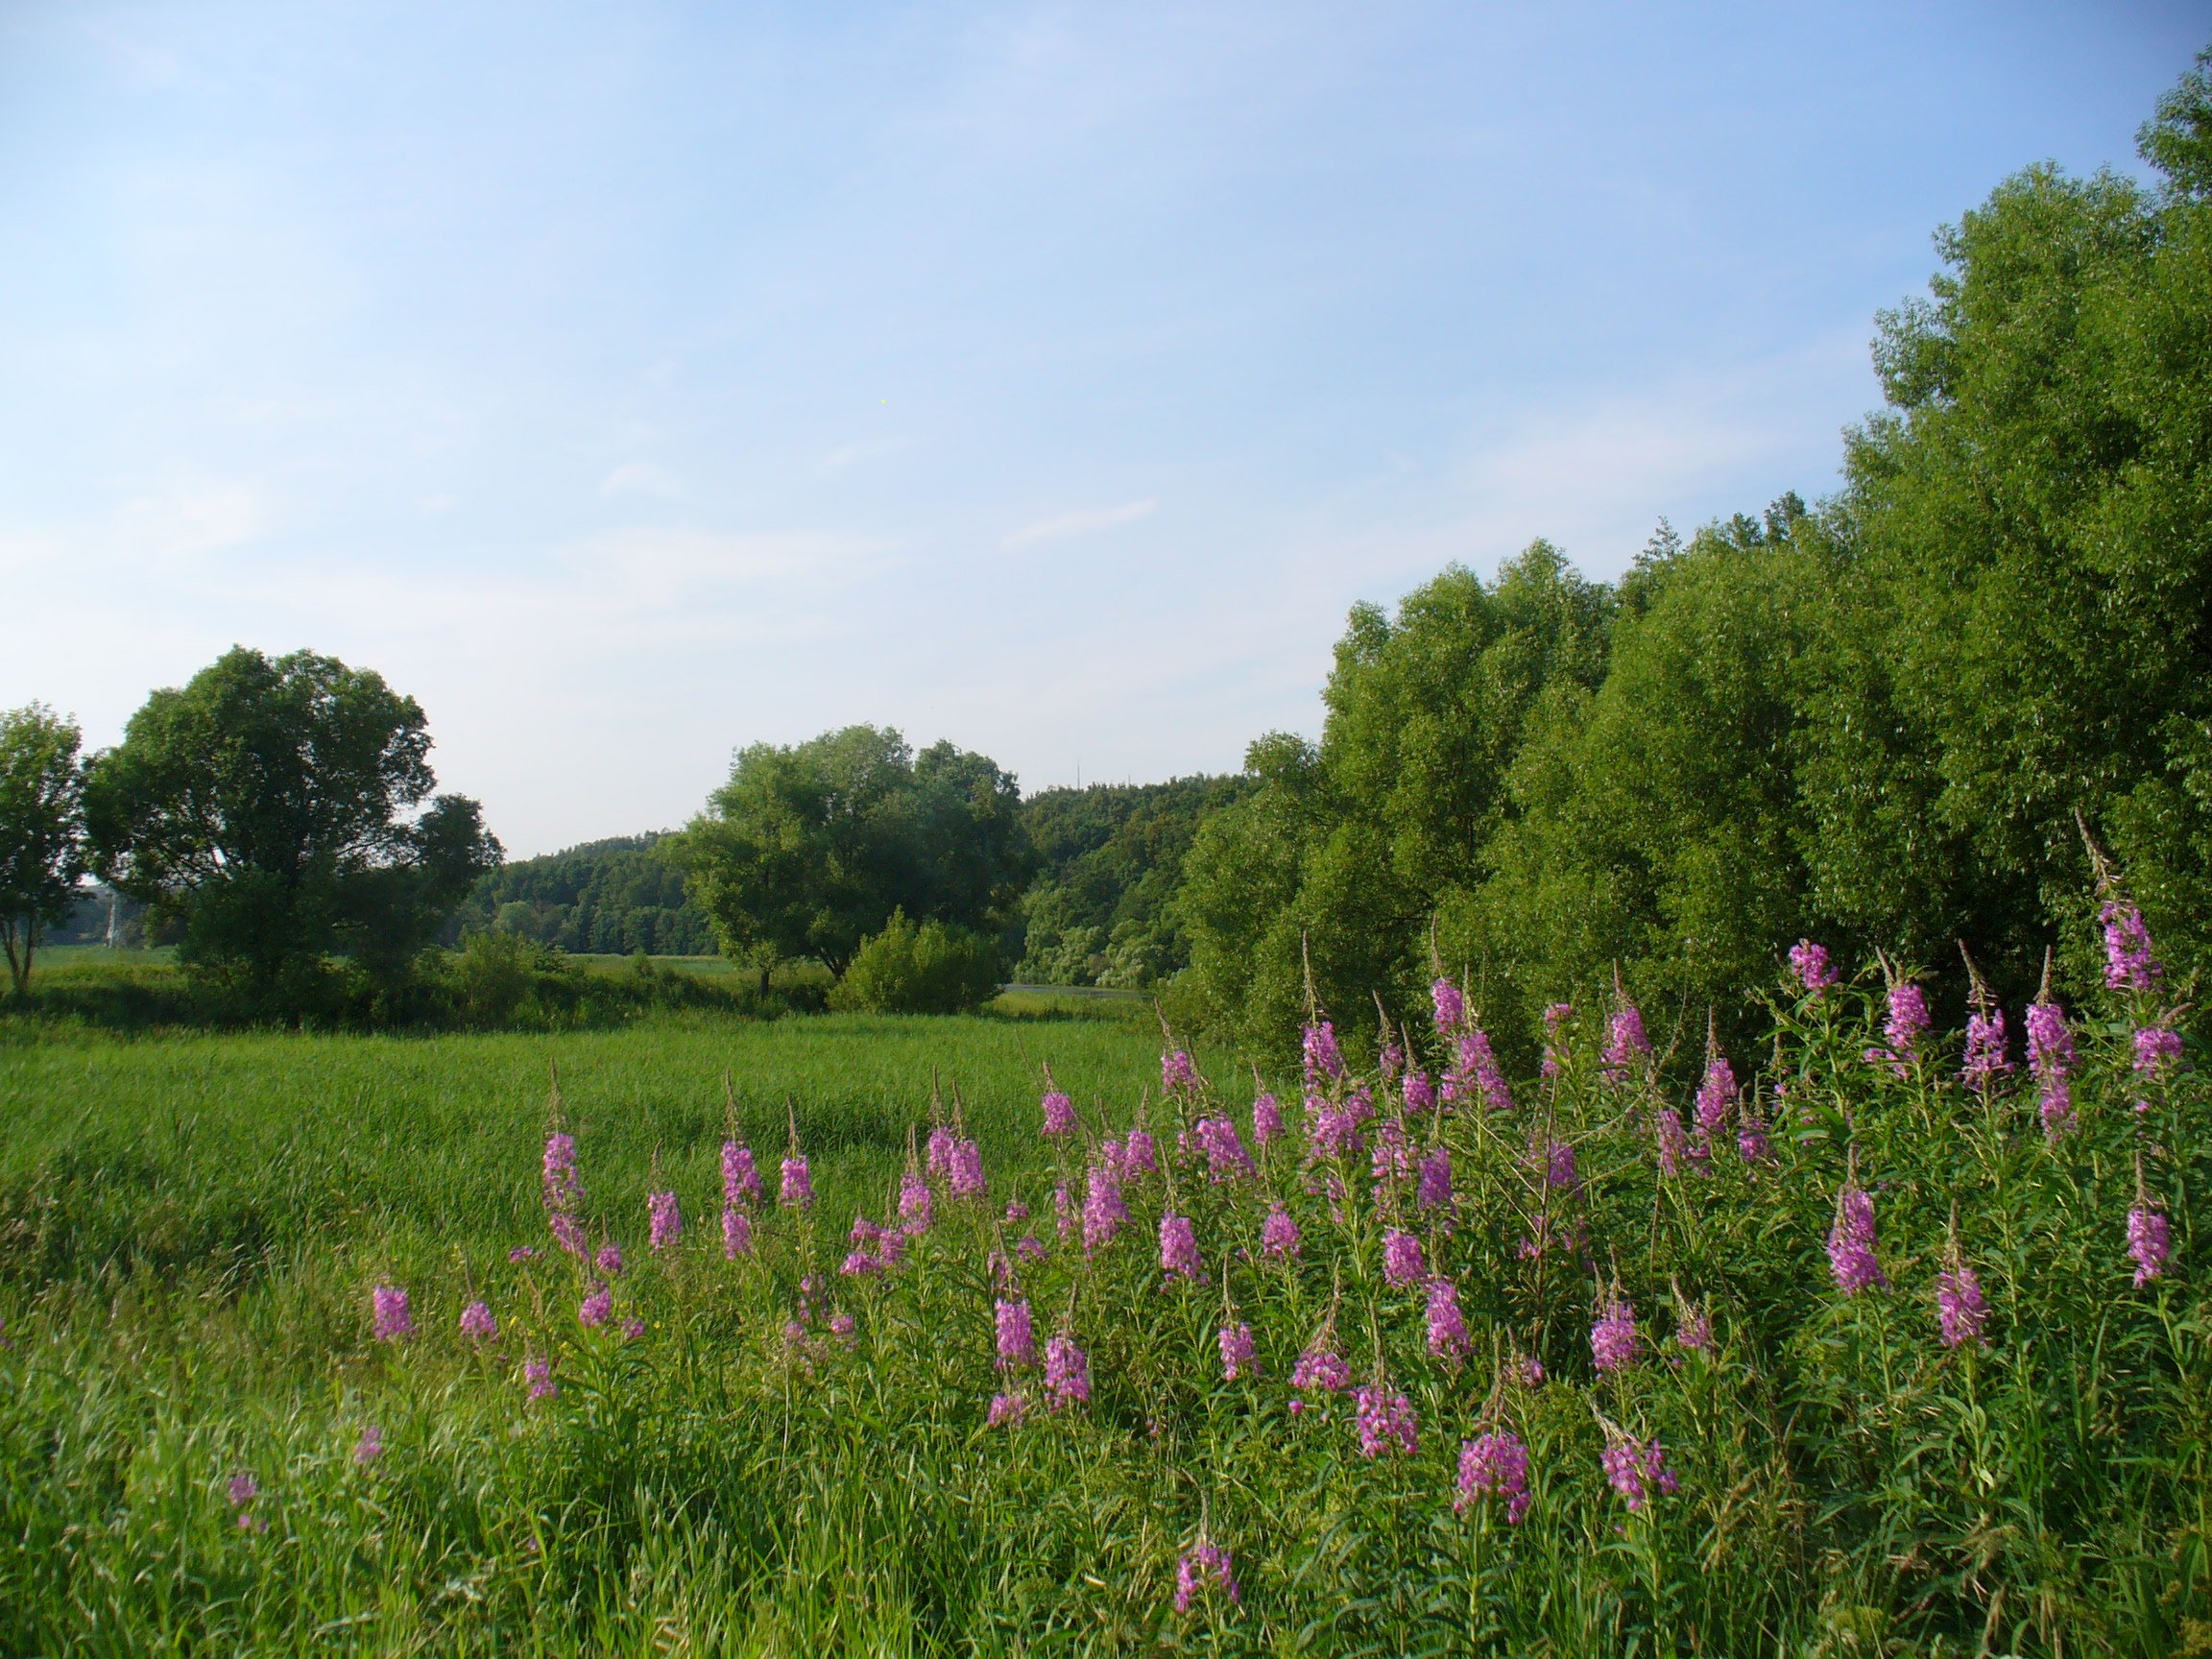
[1001,497,1158,548]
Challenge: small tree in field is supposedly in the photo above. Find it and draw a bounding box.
[0,703,87,997]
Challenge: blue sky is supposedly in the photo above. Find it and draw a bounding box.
[2,2,2203,856]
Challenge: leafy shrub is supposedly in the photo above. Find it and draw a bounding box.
[829,908,1002,1013]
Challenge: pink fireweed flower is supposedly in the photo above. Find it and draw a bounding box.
[1292,1340,1352,1395]
[1041,1088,1076,1138]
[1460,1028,1513,1112]
[926,1123,956,1181]
[1431,976,1467,1035]
[1885,984,1931,1057]
[1546,1140,1579,1190]
[1252,1091,1284,1144]
[578,1283,613,1327]
[995,1298,1037,1369]
[1541,1001,1573,1078]
[1303,1021,1344,1085]
[986,1391,1025,1427]
[722,1207,754,1259]
[523,1354,557,1402]
[1789,938,1837,993]
[1827,1185,1887,1294]
[1353,1382,1418,1458]
[648,1190,682,1252]
[1426,1277,1471,1360]
[721,1141,762,1209]
[1121,1128,1160,1177]
[622,1317,645,1342]
[1416,1146,1453,1213]
[1174,1540,1240,1614]
[593,1243,622,1279]
[1378,1035,1405,1084]
[228,1471,263,1530]
[543,1132,582,1214]
[1016,1233,1046,1261]
[1160,1213,1203,1282]
[1218,1320,1257,1381]
[1601,1434,1678,1510]
[948,1139,987,1199]
[1456,1431,1531,1523]
[1369,1115,1413,1192]
[899,1170,933,1232]
[2134,1026,2183,1077]
[1044,1334,1090,1408]
[1936,1265,1987,1349]
[1309,1102,1364,1163]
[1193,1116,1256,1181]
[1737,1094,1772,1165]
[548,1213,586,1260]
[1602,1004,1649,1086]
[2103,901,2163,992]
[372,1285,413,1344]
[1053,1180,1075,1239]
[508,1245,536,1262]
[1962,1011,2011,1093]
[781,1155,813,1210]
[1674,1308,1712,1354]
[1162,1048,1198,1094]
[2128,1207,2172,1286]
[1081,1163,1128,1252]
[1695,1057,1736,1151]
[353,1425,383,1466]
[459,1300,497,1341]
[1655,1108,1691,1177]
[1261,1203,1301,1260]
[828,1311,856,1346]
[1590,1293,1639,1373]
[1382,1228,1426,1287]
[1403,1069,1436,1114]
[2027,999,2077,1139]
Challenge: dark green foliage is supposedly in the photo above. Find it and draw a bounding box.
[828,908,1003,1014]
[0,704,86,997]
[669,725,1034,989]
[82,648,500,1017]
[1016,776,1246,987]
[451,834,716,956]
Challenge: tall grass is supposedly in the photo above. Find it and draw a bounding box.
[0,936,2203,1654]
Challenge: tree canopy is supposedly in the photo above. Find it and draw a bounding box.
[0,703,87,997]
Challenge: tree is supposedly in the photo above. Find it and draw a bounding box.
[0,703,87,998]
[83,647,499,1010]
[669,724,1032,990]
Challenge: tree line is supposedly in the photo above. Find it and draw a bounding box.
[6,51,2207,1039]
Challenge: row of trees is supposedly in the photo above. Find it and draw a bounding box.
[1178,54,2212,1059]
[0,649,499,1011]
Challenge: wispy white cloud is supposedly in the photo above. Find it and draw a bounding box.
[598,461,685,500]
[1001,496,1158,548]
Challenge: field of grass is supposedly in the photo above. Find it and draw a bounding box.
[0,937,2206,1655]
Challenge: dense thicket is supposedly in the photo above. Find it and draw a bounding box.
[1178,58,2212,1062]
[452,835,716,956]
[1017,776,1246,986]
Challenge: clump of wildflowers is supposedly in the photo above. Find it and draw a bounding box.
[1789,938,1837,994]
[1261,1203,1300,1260]
[2026,998,2077,1139]
[995,1298,1036,1369]
[578,1284,612,1328]
[1590,1291,1639,1373]
[1218,1320,1256,1381]
[1694,1056,1736,1155]
[1354,1382,1417,1457]
[372,1285,413,1344]
[1174,1540,1239,1614]
[723,1209,754,1259]
[2128,1204,2172,1286]
[1600,1433,1678,1510]
[1655,1108,1691,1177]
[1431,977,1466,1035]
[352,1425,382,1466]
[1828,1183,1887,1294]
[459,1300,496,1341]
[1252,1091,1284,1144]
[543,1130,586,1259]
[1886,982,1930,1059]
[1962,1010,2011,1094]
[1291,1337,1351,1398]
[1382,1227,1426,1286]
[228,1471,265,1532]
[1602,1002,1649,1086]
[2103,901,2163,991]
[1456,1431,1531,1523]
[1303,1021,1344,1085]
[1416,1146,1453,1213]
[1193,1116,1255,1181]
[986,1392,1025,1427]
[1160,1213,1203,1282]
[595,1243,624,1279]
[1082,1161,1129,1252]
[1737,1092,1772,1166]
[1541,1001,1572,1078]
[1162,1049,1198,1095]
[1426,1276,1471,1360]
[1936,1264,1988,1350]
[523,1354,557,1402]
[781,1154,813,1211]
[648,1189,682,1251]
[1044,1333,1090,1408]
[1040,1065,1076,1138]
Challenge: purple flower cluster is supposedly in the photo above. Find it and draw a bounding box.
[1936,1265,1987,1349]
[995,1297,1036,1369]
[459,1300,496,1341]
[946,1138,987,1200]
[1291,1340,1351,1396]
[1354,1383,1418,1458]
[523,1354,557,1402]
[1655,1108,1691,1178]
[1455,1431,1531,1522]
[1601,1434,1678,1510]
[1403,1069,1436,1114]
[1159,1213,1204,1282]
[1590,1294,1639,1373]
[1174,1540,1239,1614]
[986,1392,1025,1428]
[578,1284,613,1328]
[596,1243,624,1278]
[1827,1185,1887,1294]
[353,1425,383,1466]
[1041,1089,1076,1138]
[648,1190,682,1252]
[1602,1003,1649,1087]
[1885,983,1930,1058]
[1161,1049,1198,1095]
[228,1471,264,1531]
[899,1170,933,1233]
[1044,1334,1090,1408]
[2103,901,2163,992]
[1541,1001,1573,1078]
[1382,1228,1426,1287]
[781,1155,813,1211]
[1082,1161,1129,1252]
[1192,1116,1256,1181]
[2026,999,2077,1140]
[1218,1320,1256,1381]
[2128,1206,2171,1286]
[1416,1146,1453,1214]
[1789,938,1837,993]
[372,1285,413,1343]
[1252,1092,1284,1144]
[1694,1056,1737,1154]
[1431,977,1466,1035]
[1261,1203,1301,1259]
[544,1132,586,1259]
[1426,1277,1471,1360]
[1962,1011,2011,1094]
[1303,1021,1344,1085]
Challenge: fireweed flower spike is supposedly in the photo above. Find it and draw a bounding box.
[781,1153,813,1210]
[1962,1010,2011,1094]
[2026,998,2078,1139]
[1160,1212,1203,1283]
[1416,1145,1453,1213]
[1541,1001,1573,1078]
[1590,1290,1639,1373]
[1602,1001,1649,1087]
[1789,939,1837,994]
[459,1300,497,1341]
[1174,1540,1240,1614]
[1161,1048,1198,1095]
[1655,1108,1691,1177]
[1886,982,1931,1059]
[1261,1203,1301,1260]
[579,1284,613,1328]
[2128,1202,2172,1287]
[1218,1320,1257,1381]
[372,1285,413,1343]
[352,1425,383,1466]
[523,1354,557,1402]
[1252,1089,1284,1145]
[1303,1020,1344,1086]
[1827,1181,1887,1294]
[1426,1276,1471,1360]
[1694,1055,1736,1155]
[1044,1332,1090,1408]
[723,1208,754,1259]
[1431,977,1466,1036]
[595,1243,624,1279]
[1353,1379,1418,1458]
[1600,1432,1678,1511]
[1040,1064,1076,1138]
[1456,1431,1532,1523]
[986,1392,1025,1428]
[228,1472,264,1531]
[1382,1228,1425,1287]
[1936,1264,1988,1350]
[995,1298,1037,1369]
[648,1188,682,1251]
[2102,900,2163,992]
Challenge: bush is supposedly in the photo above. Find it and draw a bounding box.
[830,909,1003,1014]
